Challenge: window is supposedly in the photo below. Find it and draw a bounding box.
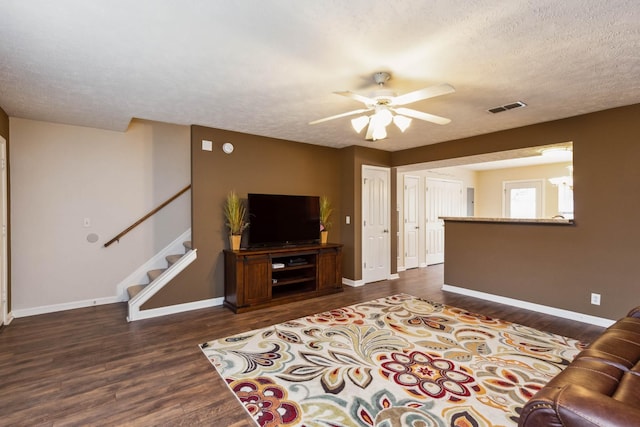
[504,180,543,219]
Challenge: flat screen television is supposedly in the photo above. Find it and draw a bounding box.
[247,193,320,248]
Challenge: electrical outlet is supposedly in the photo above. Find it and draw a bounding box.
[591,293,601,306]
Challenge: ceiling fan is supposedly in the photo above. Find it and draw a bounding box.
[309,71,455,141]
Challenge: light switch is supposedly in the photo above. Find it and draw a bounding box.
[202,140,213,151]
[346,215,351,224]
[83,218,91,228]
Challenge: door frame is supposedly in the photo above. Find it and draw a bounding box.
[402,174,420,270]
[361,165,391,283]
[503,179,544,219]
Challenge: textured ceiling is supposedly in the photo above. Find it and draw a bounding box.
[1,1,639,152]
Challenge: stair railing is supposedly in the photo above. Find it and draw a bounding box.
[104,185,191,248]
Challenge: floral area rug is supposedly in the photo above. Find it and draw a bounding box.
[200,294,583,427]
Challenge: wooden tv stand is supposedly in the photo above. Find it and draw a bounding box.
[223,243,343,313]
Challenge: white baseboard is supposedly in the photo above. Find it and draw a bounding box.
[343,274,398,287]
[343,278,365,287]
[126,297,224,322]
[442,284,615,328]
[397,266,406,272]
[11,295,122,318]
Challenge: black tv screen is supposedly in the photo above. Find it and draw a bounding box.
[248,193,320,248]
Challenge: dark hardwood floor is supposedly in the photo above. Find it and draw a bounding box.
[0,265,605,426]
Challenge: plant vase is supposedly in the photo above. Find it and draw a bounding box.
[230,234,241,251]
[320,230,328,244]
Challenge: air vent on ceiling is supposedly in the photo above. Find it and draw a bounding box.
[487,101,527,114]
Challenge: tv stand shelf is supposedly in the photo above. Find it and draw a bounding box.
[223,243,342,313]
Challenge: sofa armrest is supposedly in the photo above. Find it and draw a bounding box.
[627,306,640,318]
[519,384,640,427]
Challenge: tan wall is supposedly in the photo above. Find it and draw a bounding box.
[393,104,640,320]
[10,118,190,311]
[8,102,637,318]
[0,107,9,312]
[144,126,346,308]
[475,162,572,218]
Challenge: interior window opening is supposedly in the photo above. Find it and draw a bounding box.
[395,141,574,269]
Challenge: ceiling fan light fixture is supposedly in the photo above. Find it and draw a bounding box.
[393,114,412,132]
[541,147,572,159]
[372,124,387,141]
[375,108,393,127]
[368,109,393,141]
[351,115,369,133]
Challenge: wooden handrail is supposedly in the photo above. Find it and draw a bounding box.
[104,185,191,248]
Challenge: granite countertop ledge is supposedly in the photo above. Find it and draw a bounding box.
[440,216,574,225]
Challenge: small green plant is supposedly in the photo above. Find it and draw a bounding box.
[319,195,333,231]
[224,190,248,235]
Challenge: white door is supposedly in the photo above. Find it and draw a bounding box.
[0,137,7,326]
[362,165,390,283]
[504,180,543,219]
[425,178,463,265]
[403,175,419,269]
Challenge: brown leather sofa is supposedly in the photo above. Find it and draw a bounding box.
[519,306,640,427]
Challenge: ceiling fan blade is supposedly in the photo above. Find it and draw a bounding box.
[393,108,451,125]
[391,83,455,106]
[308,108,372,125]
[334,91,377,105]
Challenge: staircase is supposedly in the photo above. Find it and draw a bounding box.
[126,239,197,322]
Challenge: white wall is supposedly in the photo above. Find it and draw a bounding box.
[10,118,190,313]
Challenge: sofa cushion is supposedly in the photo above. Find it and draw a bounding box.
[551,384,640,427]
[612,369,640,407]
[608,317,640,335]
[543,358,624,396]
[519,382,640,427]
[576,330,640,369]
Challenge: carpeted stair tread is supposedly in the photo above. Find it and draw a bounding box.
[183,241,192,250]
[147,268,166,282]
[127,284,146,300]
[166,254,183,266]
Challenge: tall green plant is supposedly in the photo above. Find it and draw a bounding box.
[224,190,248,235]
[319,195,333,231]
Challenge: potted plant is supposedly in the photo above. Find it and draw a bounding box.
[224,190,248,250]
[319,195,333,244]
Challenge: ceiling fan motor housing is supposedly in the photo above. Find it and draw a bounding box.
[374,71,391,86]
